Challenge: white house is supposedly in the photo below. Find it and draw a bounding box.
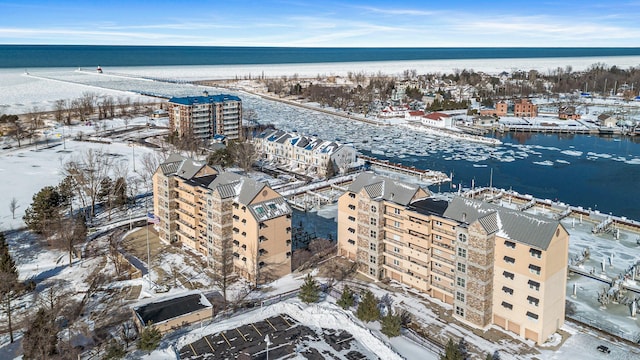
[421,112,453,128]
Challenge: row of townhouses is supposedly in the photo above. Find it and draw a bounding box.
[167,92,243,141]
[153,154,292,285]
[337,173,568,345]
[253,129,357,177]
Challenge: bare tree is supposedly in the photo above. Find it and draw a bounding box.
[53,215,87,266]
[53,99,66,123]
[9,197,18,219]
[229,141,258,172]
[62,148,114,219]
[107,233,125,277]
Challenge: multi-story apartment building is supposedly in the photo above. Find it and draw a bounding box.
[153,154,292,284]
[337,173,569,344]
[254,130,357,177]
[167,92,243,141]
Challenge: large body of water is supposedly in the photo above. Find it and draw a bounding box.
[1,45,639,220]
[2,45,640,68]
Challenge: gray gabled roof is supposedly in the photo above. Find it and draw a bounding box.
[348,172,425,206]
[159,154,206,180]
[248,196,292,222]
[207,172,266,205]
[443,196,560,250]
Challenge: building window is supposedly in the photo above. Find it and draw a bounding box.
[370,242,377,251]
[370,218,377,226]
[393,246,400,253]
[503,256,515,264]
[526,311,539,320]
[456,277,466,288]
[457,263,466,273]
[348,227,356,234]
[530,248,542,259]
[348,239,356,245]
[370,230,377,239]
[348,204,356,210]
[501,301,513,310]
[393,259,400,266]
[369,267,376,276]
[503,271,514,280]
[458,234,467,243]
[528,280,540,291]
[434,234,442,240]
[370,255,376,264]
[371,205,377,213]
[529,264,541,275]
[394,208,401,215]
[349,193,355,198]
[455,306,464,317]
[504,240,516,249]
[527,296,539,307]
[457,248,467,258]
[456,292,465,303]
[502,286,514,295]
[348,216,355,222]
[434,220,442,226]
[433,275,441,282]
[393,221,401,228]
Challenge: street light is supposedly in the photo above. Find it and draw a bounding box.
[265,335,272,360]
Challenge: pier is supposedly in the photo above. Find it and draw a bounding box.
[359,155,450,184]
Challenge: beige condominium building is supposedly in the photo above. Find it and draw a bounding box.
[153,154,292,285]
[337,173,569,344]
[167,92,243,141]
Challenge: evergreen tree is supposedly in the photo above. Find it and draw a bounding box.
[23,186,64,235]
[298,274,320,304]
[440,338,463,360]
[22,307,58,359]
[103,340,127,360]
[137,322,162,354]
[112,177,128,208]
[0,232,20,343]
[458,338,469,360]
[380,312,402,337]
[356,290,379,322]
[337,285,354,309]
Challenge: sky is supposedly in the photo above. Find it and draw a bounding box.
[1,0,640,47]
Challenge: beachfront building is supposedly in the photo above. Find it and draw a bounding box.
[514,99,538,117]
[167,92,243,141]
[253,129,357,177]
[558,106,581,120]
[337,173,569,344]
[153,154,292,285]
[421,112,453,128]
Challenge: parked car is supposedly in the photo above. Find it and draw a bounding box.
[597,345,611,354]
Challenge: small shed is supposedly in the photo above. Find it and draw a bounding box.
[132,291,213,334]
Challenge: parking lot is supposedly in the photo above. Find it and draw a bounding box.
[179,314,373,359]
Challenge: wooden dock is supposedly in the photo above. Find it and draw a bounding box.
[359,155,449,184]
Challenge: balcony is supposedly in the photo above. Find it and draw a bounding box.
[431,253,455,266]
[384,237,405,247]
[431,267,455,280]
[431,282,454,294]
[432,240,454,251]
[384,250,406,261]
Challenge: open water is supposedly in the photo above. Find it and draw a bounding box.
[1,45,640,219]
[2,45,640,68]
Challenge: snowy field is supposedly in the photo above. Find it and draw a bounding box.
[0,116,164,230]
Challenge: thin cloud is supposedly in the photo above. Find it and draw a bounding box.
[357,5,436,16]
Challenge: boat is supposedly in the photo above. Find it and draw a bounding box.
[96,66,103,73]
